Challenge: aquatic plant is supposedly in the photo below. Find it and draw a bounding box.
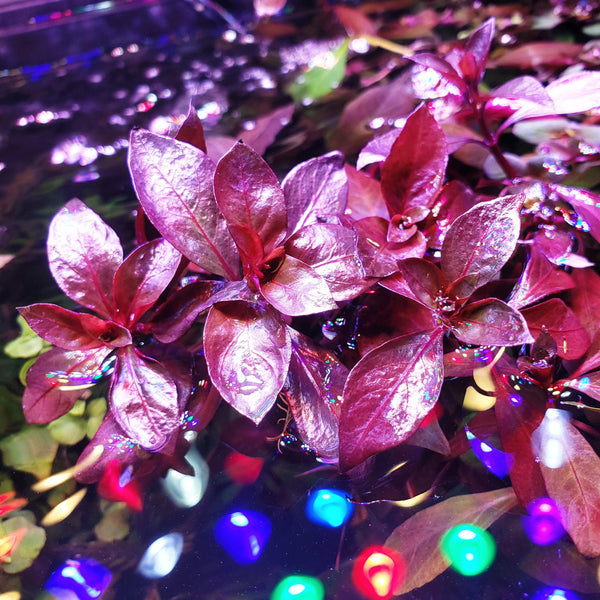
[10,12,600,596]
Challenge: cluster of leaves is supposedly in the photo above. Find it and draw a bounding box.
[13,16,600,594]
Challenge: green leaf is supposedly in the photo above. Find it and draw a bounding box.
[0,427,58,479]
[286,40,349,103]
[0,511,46,574]
[86,397,107,439]
[0,385,26,434]
[4,315,50,359]
[94,502,130,542]
[47,414,87,446]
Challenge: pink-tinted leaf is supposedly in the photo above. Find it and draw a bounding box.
[407,417,450,455]
[284,330,348,461]
[240,104,294,157]
[540,418,600,557]
[509,244,575,310]
[333,5,377,36]
[565,370,600,403]
[409,53,464,90]
[488,42,583,69]
[259,255,337,316]
[204,301,291,424]
[554,185,600,244]
[113,238,181,327]
[568,267,600,339]
[354,216,426,278]
[23,346,111,424]
[443,345,497,378]
[285,223,367,302]
[356,128,400,171]
[396,258,444,309]
[522,298,590,360]
[344,164,388,220]
[381,104,448,216]
[385,487,518,595]
[48,199,122,319]
[18,304,129,350]
[111,346,179,451]
[282,151,347,236]
[573,331,600,378]
[546,71,600,115]
[150,279,242,343]
[464,17,495,82]
[494,368,548,507]
[441,194,523,298]
[214,141,287,259]
[339,328,443,471]
[128,129,239,280]
[174,105,207,152]
[452,298,533,346]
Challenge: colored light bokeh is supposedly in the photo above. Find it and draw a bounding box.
[214,510,271,564]
[305,488,353,528]
[97,459,143,511]
[352,546,406,600]
[138,532,184,579]
[224,451,264,485]
[465,427,512,478]
[532,587,581,600]
[45,558,112,600]
[522,498,565,545]
[161,446,209,508]
[439,524,496,577]
[270,575,325,600]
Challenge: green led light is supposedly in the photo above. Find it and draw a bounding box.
[270,575,325,600]
[439,524,496,577]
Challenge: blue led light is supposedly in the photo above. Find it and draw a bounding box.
[45,558,112,600]
[532,587,581,600]
[214,510,271,564]
[305,488,353,528]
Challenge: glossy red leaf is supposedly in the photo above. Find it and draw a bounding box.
[452,298,533,346]
[494,368,547,507]
[240,104,294,156]
[23,346,111,424]
[540,418,600,557]
[463,17,495,83]
[284,330,348,461]
[509,244,575,310]
[385,487,518,594]
[568,267,600,339]
[339,328,444,471]
[546,70,600,115]
[554,185,600,244]
[396,258,445,309]
[128,129,239,280]
[204,301,291,424]
[113,238,181,327]
[356,128,401,171]
[259,255,337,316]
[344,164,388,220]
[441,194,523,298]
[285,223,367,302]
[214,141,287,259]
[174,105,207,152]
[381,104,448,216]
[565,370,600,402]
[573,332,600,378]
[488,42,583,69]
[18,304,130,350]
[522,298,589,360]
[111,346,179,451]
[282,151,347,236]
[47,199,122,319]
[409,53,464,90]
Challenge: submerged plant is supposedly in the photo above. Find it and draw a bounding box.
[12,14,600,596]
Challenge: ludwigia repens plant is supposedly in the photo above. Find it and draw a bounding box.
[17,18,600,592]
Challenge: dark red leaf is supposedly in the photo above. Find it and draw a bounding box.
[441,193,523,298]
[339,328,444,471]
[546,71,600,115]
[333,5,378,36]
[573,332,600,378]
[509,244,575,310]
[463,17,495,83]
[259,255,337,316]
[213,141,287,259]
[385,487,518,595]
[452,298,533,346]
[381,104,448,216]
[240,104,294,157]
[540,417,600,557]
[284,330,348,461]
[23,346,111,424]
[204,301,291,424]
[47,199,122,319]
[128,129,240,280]
[396,258,444,310]
[18,304,130,350]
[174,105,207,152]
[521,298,590,360]
[443,345,497,378]
[111,346,180,451]
[488,42,583,70]
[285,223,367,302]
[494,368,547,507]
[568,267,600,339]
[282,151,347,236]
[113,238,181,327]
[344,164,388,220]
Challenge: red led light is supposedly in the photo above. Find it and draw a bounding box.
[224,452,263,485]
[98,459,143,511]
[352,546,406,600]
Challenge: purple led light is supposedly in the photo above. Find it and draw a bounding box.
[523,498,565,545]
